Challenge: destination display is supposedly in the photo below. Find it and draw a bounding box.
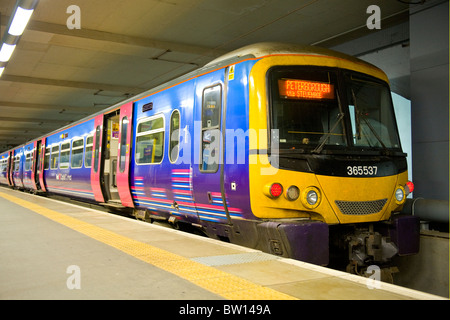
[278,79,335,100]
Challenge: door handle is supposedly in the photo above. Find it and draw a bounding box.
[207,192,213,204]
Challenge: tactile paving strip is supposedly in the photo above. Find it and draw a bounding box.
[0,191,297,300]
[192,252,280,266]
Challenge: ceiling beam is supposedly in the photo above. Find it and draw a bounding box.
[0,132,43,138]
[311,9,409,48]
[0,126,49,132]
[0,116,73,124]
[1,14,226,58]
[0,74,143,94]
[0,100,101,113]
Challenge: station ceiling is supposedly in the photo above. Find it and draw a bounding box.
[0,0,410,151]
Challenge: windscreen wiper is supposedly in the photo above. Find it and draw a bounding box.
[351,89,388,151]
[312,91,345,154]
[312,112,345,154]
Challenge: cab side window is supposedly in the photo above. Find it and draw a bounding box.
[169,110,180,163]
[200,84,222,172]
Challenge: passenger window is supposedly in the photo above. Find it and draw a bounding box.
[44,147,50,170]
[169,110,180,163]
[50,145,59,169]
[85,135,93,168]
[60,142,70,169]
[94,126,101,173]
[14,156,20,172]
[36,146,42,174]
[71,138,84,169]
[24,151,32,171]
[135,115,164,164]
[200,85,221,172]
[1,159,8,173]
[119,117,128,173]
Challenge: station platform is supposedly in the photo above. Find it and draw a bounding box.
[0,186,445,302]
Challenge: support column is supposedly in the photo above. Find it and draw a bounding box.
[410,0,449,200]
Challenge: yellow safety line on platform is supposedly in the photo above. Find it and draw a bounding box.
[0,191,297,300]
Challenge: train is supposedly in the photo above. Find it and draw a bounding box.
[0,42,420,278]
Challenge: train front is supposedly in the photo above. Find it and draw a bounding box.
[248,48,419,276]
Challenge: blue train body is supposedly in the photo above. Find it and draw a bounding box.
[129,60,256,228]
[1,57,257,228]
[43,119,96,200]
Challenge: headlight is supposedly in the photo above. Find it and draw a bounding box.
[395,186,406,204]
[301,186,321,209]
[285,185,300,201]
[307,190,318,205]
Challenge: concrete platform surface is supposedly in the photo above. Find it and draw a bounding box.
[0,187,446,301]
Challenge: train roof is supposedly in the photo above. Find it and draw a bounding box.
[204,42,381,70]
[139,42,386,101]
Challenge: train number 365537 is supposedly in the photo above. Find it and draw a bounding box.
[347,165,378,176]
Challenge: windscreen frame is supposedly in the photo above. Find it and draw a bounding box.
[266,65,404,156]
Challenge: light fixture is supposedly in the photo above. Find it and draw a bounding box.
[301,186,321,209]
[8,7,35,36]
[0,0,39,78]
[263,183,283,199]
[395,185,406,205]
[285,185,300,201]
[0,43,17,62]
[405,181,414,196]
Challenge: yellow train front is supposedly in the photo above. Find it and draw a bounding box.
[235,43,419,275]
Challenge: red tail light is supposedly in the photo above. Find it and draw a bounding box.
[269,183,283,198]
[406,181,414,194]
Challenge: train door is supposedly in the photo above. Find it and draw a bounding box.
[38,138,47,192]
[91,110,123,205]
[192,69,231,225]
[116,102,134,207]
[7,151,13,186]
[12,148,24,188]
[91,114,106,203]
[103,110,121,203]
[30,140,40,191]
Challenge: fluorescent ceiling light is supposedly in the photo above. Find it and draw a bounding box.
[8,7,34,36]
[0,43,17,62]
